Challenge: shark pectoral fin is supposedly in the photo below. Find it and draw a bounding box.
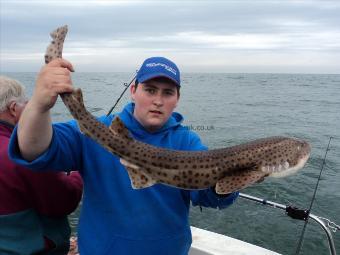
[215,167,269,194]
[120,159,156,189]
[125,167,157,189]
[109,117,132,140]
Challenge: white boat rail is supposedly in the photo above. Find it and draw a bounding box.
[239,192,338,255]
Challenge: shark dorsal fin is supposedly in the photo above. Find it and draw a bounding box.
[109,116,132,140]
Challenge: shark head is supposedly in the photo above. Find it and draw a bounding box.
[261,138,311,178]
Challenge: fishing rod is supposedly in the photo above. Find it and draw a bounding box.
[106,71,137,116]
[295,136,334,255]
[239,192,338,255]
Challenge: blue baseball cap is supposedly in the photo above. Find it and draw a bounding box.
[136,57,180,87]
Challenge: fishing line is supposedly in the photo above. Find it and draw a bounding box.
[106,72,137,116]
[295,136,333,255]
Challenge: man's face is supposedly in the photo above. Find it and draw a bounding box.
[131,79,179,132]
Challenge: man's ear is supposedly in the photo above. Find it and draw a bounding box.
[130,84,137,101]
[175,93,180,108]
[7,101,17,117]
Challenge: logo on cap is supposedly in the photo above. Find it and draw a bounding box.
[145,62,177,75]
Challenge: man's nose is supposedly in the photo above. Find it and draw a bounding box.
[153,94,163,106]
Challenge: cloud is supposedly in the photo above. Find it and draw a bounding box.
[1,0,339,73]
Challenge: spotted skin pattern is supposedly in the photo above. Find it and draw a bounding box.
[44,25,311,194]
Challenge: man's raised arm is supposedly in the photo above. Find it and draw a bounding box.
[18,59,74,161]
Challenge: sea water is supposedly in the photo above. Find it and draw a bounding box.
[3,72,339,255]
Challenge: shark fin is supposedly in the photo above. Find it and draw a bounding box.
[120,158,156,189]
[50,30,58,40]
[109,117,132,140]
[50,25,67,41]
[215,166,269,194]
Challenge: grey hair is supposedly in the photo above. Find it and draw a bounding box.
[0,76,27,113]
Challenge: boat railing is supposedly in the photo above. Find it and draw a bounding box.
[239,193,339,255]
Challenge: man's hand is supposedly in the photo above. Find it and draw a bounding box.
[31,58,75,113]
[17,58,75,161]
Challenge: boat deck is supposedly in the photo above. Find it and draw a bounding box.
[190,226,281,255]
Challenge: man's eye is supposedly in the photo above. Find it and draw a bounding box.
[164,90,175,96]
[145,88,155,94]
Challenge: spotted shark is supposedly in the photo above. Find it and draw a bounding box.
[44,25,311,194]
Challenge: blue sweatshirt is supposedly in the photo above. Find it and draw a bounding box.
[9,103,238,255]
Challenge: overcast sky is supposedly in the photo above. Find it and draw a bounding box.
[1,0,339,73]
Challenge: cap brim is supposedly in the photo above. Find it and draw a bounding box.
[138,73,180,87]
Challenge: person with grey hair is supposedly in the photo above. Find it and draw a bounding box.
[0,76,28,125]
[0,75,83,254]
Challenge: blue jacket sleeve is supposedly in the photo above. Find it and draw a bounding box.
[8,120,83,172]
[184,130,239,209]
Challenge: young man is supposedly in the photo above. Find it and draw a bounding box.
[9,57,238,254]
[0,76,83,254]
